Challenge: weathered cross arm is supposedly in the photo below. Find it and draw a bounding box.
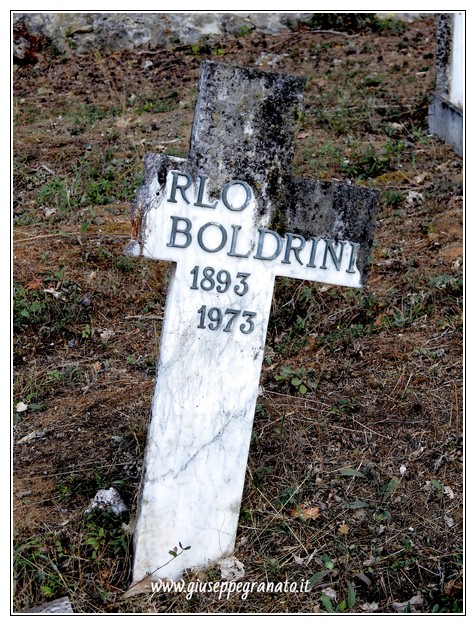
[125,61,378,587]
[127,156,377,288]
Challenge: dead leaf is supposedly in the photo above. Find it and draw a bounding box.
[381,477,399,502]
[339,467,367,478]
[411,172,428,185]
[123,576,154,597]
[354,572,372,587]
[291,505,320,521]
[297,131,309,139]
[444,578,463,596]
[115,116,132,128]
[26,279,43,290]
[444,515,454,528]
[337,523,349,536]
[17,430,46,444]
[322,587,337,600]
[409,447,424,461]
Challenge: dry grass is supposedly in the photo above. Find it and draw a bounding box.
[12,14,462,614]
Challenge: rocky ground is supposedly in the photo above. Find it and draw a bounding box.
[13,14,462,614]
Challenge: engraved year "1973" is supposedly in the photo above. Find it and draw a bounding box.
[197,306,256,334]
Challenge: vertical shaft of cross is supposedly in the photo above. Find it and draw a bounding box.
[189,61,305,225]
[131,62,307,583]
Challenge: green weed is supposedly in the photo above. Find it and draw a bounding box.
[132,92,180,115]
[342,145,392,180]
[252,465,273,490]
[13,275,88,339]
[381,189,405,207]
[235,25,253,37]
[114,255,137,273]
[13,284,49,331]
[13,535,67,602]
[274,365,317,395]
[36,178,71,214]
[306,13,406,34]
[188,41,213,58]
[274,484,300,508]
[330,398,357,416]
[84,510,129,561]
[68,103,120,135]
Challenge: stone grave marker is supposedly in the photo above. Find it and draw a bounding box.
[429,12,464,156]
[125,60,379,586]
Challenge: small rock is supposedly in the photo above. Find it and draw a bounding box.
[362,601,379,612]
[79,295,92,309]
[218,556,245,580]
[17,430,46,444]
[405,191,424,207]
[444,514,454,528]
[444,486,455,499]
[85,487,128,516]
[393,594,423,612]
[23,596,73,614]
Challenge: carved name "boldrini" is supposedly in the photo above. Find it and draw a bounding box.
[167,171,359,275]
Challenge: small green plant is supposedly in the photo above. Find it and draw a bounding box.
[342,146,390,180]
[168,541,191,559]
[133,92,180,115]
[84,510,129,563]
[274,484,299,508]
[47,369,62,381]
[13,275,90,346]
[330,398,357,416]
[188,41,212,58]
[274,365,317,395]
[319,582,357,613]
[114,255,137,273]
[13,535,66,601]
[126,354,139,366]
[36,178,71,214]
[82,324,94,339]
[382,190,405,209]
[252,465,273,490]
[306,13,405,34]
[13,284,47,330]
[235,25,253,37]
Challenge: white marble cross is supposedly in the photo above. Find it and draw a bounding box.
[126,61,378,585]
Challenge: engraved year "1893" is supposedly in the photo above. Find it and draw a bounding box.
[190,266,250,296]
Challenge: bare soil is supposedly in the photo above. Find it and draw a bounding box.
[12,15,463,614]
